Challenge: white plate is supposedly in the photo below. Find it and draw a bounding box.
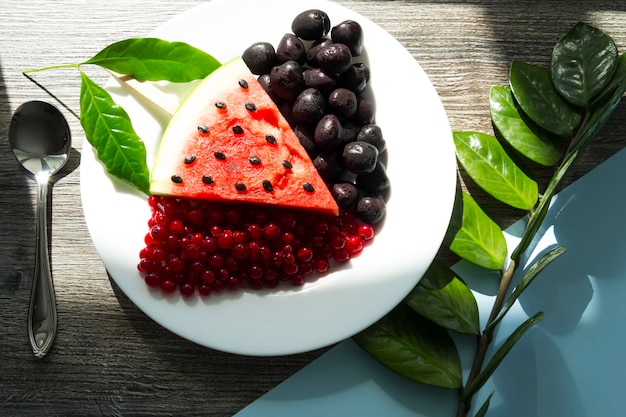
[80,0,456,356]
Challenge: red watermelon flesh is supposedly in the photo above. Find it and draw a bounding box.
[150,57,339,216]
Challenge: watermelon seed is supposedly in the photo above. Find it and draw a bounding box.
[202,175,214,185]
[215,101,227,109]
[235,181,247,191]
[184,155,196,164]
[232,125,244,134]
[265,134,277,145]
[303,182,315,192]
[197,125,210,134]
[249,156,262,165]
[262,180,274,192]
[171,175,184,184]
[238,79,249,89]
[245,102,257,112]
[282,160,293,169]
[214,151,226,160]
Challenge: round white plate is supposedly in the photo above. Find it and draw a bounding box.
[80,0,456,356]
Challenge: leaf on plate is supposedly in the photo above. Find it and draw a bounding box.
[353,305,462,389]
[509,60,582,137]
[79,70,150,195]
[82,37,221,82]
[460,311,545,401]
[551,22,618,107]
[449,192,507,270]
[490,85,564,166]
[453,131,538,210]
[405,260,480,335]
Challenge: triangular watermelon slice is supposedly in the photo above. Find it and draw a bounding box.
[150,57,339,216]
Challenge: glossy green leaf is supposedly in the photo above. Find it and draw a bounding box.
[515,54,626,260]
[449,192,507,270]
[354,305,462,389]
[551,22,618,107]
[461,312,545,401]
[591,52,626,107]
[487,246,565,333]
[79,70,150,195]
[453,131,538,210]
[575,52,626,150]
[509,60,582,137]
[83,37,221,82]
[406,261,480,335]
[490,86,564,166]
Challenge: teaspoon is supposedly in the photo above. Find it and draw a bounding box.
[9,100,71,358]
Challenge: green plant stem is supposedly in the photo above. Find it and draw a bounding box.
[455,110,593,416]
[23,63,79,74]
[455,259,517,417]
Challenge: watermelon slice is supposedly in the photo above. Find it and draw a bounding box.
[150,57,339,216]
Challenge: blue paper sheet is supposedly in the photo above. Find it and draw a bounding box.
[236,147,626,417]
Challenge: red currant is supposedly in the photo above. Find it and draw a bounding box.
[358,224,375,241]
[138,198,378,296]
[345,235,364,256]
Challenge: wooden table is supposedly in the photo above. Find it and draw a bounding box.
[1,1,625,415]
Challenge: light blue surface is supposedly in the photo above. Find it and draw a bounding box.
[236,147,626,417]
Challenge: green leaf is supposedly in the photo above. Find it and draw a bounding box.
[514,54,626,260]
[83,37,221,82]
[490,86,564,166]
[487,246,565,333]
[591,52,626,107]
[575,52,626,150]
[354,305,462,389]
[79,70,150,194]
[551,22,618,107]
[453,131,538,210]
[461,312,545,401]
[406,261,480,335]
[449,192,507,270]
[474,392,494,417]
[509,60,582,137]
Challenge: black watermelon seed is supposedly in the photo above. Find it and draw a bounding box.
[265,134,277,145]
[262,180,274,192]
[282,160,293,169]
[214,151,226,160]
[197,125,209,134]
[184,155,196,164]
[235,181,247,191]
[249,156,262,165]
[232,125,244,134]
[215,101,227,109]
[245,102,257,112]
[303,182,315,192]
[202,175,214,185]
[238,79,249,89]
[171,175,183,184]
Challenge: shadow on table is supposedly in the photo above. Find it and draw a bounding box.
[0,58,32,296]
[483,1,626,63]
[0,57,34,357]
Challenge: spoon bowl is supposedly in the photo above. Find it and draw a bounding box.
[9,100,71,358]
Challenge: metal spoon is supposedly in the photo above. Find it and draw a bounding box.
[9,100,71,358]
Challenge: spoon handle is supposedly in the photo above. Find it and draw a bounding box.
[28,175,58,358]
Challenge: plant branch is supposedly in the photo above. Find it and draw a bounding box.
[23,63,79,74]
[455,259,518,416]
